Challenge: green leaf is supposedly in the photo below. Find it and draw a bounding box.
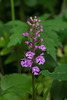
[39,15,67,60]
[4,52,17,64]
[51,80,67,100]
[43,87,50,100]
[38,0,58,12]
[41,64,67,81]
[1,74,32,95]
[23,0,37,7]
[5,20,28,47]
[0,47,14,56]
[0,93,18,100]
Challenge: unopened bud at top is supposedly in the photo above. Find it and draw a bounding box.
[30,17,32,20]
[34,16,37,19]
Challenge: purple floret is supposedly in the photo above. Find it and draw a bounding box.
[21,58,33,67]
[26,51,35,59]
[39,45,46,51]
[36,55,45,65]
[32,66,40,75]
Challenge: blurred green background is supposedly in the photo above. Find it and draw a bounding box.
[0,0,67,100]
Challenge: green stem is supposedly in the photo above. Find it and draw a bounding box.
[10,0,15,20]
[17,60,21,73]
[0,56,4,75]
[59,0,67,16]
[32,73,35,100]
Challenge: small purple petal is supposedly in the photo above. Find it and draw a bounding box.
[34,72,38,75]
[38,34,40,37]
[25,32,29,36]
[39,20,41,22]
[26,51,35,59]
[39,45,46,51]
[22,33,25,36]
[36,55,45,65]
[40,53,44,56]
[40,26,43,28]
[40,29,43,32]
[33,20,35,23]
[40,38,43,42]
[25,41,29,45]
[34,16,37,19]
[32,24,36,27]
[36,32,38,35]
[35,19,38,22]
[30,29,33,32]
[35,45,38,49]
[30,17,32,19]
[33,38,36,41]
[27,21,30,24]
[37,23,39,26]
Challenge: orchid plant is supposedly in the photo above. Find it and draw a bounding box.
[21,16,46,100]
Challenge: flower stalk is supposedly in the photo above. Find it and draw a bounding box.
[21,16,46,99]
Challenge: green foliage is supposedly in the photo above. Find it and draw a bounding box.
[7,15,67,61]
[43,87,50,100]
[39,15,67,60]
[5,20,28,47]
[38,0,58,12]
[41,64,67,81]
[1,74,32,95]
[0,93,18,100]
[23,0,37,7]
[51,80,67,100]
[0,47,14,56]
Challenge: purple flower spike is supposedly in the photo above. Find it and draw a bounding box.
[39,20,41,22]
[32,66,40,75]
[38,34,40,37]
[37,23,39,26]
[22,33,25,36]
[33,24,36,27]
[39,45,46,51]
[25,41,29,45]
[40,26,43,28]
[27,21,30,24]
[40,29,43,32]
[40,38,43,42]
[30,29,33,32]
[36,55,45,65]
[25,32,28,36]
[26,51,35,59]
[30,17,32,19]
[35,45,38,49]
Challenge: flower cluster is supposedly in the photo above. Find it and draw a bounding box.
[21,16,46,75]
